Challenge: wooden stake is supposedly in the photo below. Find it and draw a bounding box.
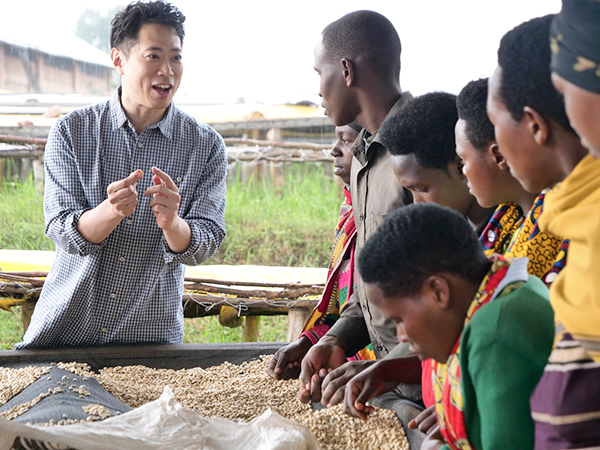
[243,316,260,342]
[286,307,312,343]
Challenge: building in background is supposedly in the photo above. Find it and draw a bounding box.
[0,29,114,96]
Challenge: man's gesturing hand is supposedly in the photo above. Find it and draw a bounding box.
[106,169,144,218]
[144,166,181,230]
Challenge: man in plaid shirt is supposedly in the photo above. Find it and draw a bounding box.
[17,1,226,349]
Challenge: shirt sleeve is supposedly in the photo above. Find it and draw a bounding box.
[163,130,227,266]
[326,291,371,356]
[44,119,106,256]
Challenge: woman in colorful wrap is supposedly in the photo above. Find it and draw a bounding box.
[528,1,600,447]
[267,122,374,381]
[456,78,568,287]
[354,203,554,450]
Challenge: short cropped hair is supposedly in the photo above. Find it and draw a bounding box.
[497,15,572,131]
[457,79,496,151]
[348,121,362,133]
[358,203,490,297]
[322,10,401,82]
[110,0,186,53]
[379,92,458,171]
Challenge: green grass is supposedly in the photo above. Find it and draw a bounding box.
[212,163,341,267]
[0,162,339,348]
[0,179,53,251]
[0,310,287,350]
[0,308,23,350]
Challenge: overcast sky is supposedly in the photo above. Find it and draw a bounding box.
[18,0,562,104]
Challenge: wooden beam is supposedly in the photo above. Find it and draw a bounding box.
[243,316,260,342]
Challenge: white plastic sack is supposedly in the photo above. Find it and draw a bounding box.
[0,386,320,450]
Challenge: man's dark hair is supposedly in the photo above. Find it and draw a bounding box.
[457,79,496,151]
[379,92,458,171]
[348,121,362,133]
[110,0,186,53]
[322,10,401,83]
[497,15,573,131]
[359,203,490,297]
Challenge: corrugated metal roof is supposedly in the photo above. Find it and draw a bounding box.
[0,23,113,68]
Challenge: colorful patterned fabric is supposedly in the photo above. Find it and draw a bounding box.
[479,203,523,256]
[530,323,600,449]
[504,190,569,287]
[551,0,600,94]
[301,186,375,360]
[423,256,532,450]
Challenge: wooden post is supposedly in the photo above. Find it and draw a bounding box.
[19,157,32,181]
[21,297,37,333]
[32,158,44,194]
[269,161,285,188]
[286,307,312,343]
[0,158,5,184]
[243,316,260,342]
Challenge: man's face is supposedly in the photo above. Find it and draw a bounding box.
[330,125,359,184]
[314,37,357,126]
[366,282,449,363]
[114,23,183,114]
[455,119,501,208]
[487,67,551,194]
[552,72,600,160]
[392,153,473,215]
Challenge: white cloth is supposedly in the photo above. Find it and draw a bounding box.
[0,387,320,450]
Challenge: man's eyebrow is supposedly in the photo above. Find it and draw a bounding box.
[143,46,182,52]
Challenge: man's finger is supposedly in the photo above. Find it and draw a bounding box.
[267,353,281,378]
[343,383,369,420]
[274,351,291,374]
[123,169,144,187]
[354,378,377,408]
[109,170,143,193]
[310,373,324,403]
[152,166,178,191]
[326,386,346,406]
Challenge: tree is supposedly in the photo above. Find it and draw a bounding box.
[74,6,123,54]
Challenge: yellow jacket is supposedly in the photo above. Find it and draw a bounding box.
[539,155,600,362]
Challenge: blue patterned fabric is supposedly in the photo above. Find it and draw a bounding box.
[16,89,227,349]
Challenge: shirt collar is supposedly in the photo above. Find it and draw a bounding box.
[352,91,414,165]
[109,86,175,139]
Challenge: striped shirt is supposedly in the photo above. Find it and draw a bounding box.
[16,89,227,349]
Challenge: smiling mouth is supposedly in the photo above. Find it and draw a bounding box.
[153,84,172,95]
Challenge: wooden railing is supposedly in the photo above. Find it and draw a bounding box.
[0,271,322,343]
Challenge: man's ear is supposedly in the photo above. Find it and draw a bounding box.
[451,156,466,179]
[523,106,550,146]
[341,58,355,87]
[425,275,451,310]
[111,48,125,76]
[489,143,510,170]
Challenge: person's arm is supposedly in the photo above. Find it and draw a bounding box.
[155,132,227,265]
[44,120,112,255]
[78,170,144,243]
[326,291,371,356]
[332,355,421,417]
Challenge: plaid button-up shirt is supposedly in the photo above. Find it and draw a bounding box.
[17,89,227,349]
